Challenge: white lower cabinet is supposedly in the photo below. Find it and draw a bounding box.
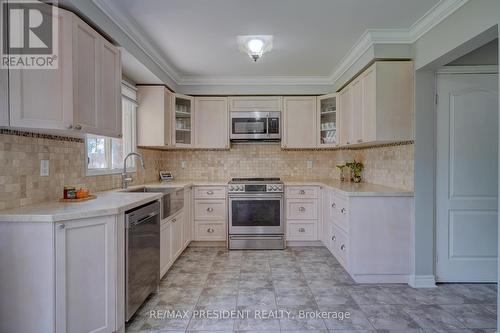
[183,186,193,248]
[55,216,116,333]
[160,209,187,278]
[285,186,320,241]
[325,189,413,283]
[193,186,227,242]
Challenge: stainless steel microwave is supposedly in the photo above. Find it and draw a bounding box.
[230,111,281,140]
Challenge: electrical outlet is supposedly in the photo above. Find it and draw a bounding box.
[40,160,49,176]
[181,160,187,169]
[307,160,313,169]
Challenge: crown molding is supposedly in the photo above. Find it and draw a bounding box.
[92,0,469,89]
[92,0,181,82]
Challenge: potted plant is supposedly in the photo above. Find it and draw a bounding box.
[346,159,364,183]
[336,164,346,182]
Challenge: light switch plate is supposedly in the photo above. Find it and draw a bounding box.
[40,160,49,176]
[181,160,187,169]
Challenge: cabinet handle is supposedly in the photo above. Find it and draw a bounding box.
[58,223,65,230]
[332,202,336,208]
[299,207,306,212]
[298,228,305,233]
[66,124,73,130]
[207,190,214,195]
[74,124,82,130]
[332,235,336,241]
[341,208,347,214]
[207,228,214,233]
[206,207,214,212]
[341,244,346,251]
[299,190,306,195]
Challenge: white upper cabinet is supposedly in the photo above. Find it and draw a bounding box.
[338,61,413,146]
[6,6,122,137]
[339,86,352,146]
[0,69,9,127]
[8,6,73,131]
[137,86,173,147]
[173,93,194,147]
[317,93,338,147]
[228,96,282,112]
[282,96,317,149]
[194,97,229,149]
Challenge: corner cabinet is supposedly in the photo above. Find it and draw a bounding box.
[338,61,413,146]
[282,96,317,149]
[6,6,122,137]
[137,86,174,147]
[317,93,338,147]
[194,97,229,149]
[173,94,194,147]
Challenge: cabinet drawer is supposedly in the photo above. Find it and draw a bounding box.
[194,186,226,199]
[194,200,226,220]
[332,194,349,232]
[332,224,349,268]
[286,186,319,198]
[194,221,226,241]
[287,221,317,241]
[286,199,318,219]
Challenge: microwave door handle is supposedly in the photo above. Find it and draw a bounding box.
[266,113,270,138]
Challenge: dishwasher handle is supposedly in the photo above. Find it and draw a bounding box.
[129,211,159,227]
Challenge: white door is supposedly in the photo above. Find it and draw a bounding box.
[436,72,498,282]
[55,216,116,333]
[160,222,172,277]
[171,212,184,258]
[282,96,317,148]
[183,187,192,248]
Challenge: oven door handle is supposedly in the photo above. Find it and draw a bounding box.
[229,194,283,200]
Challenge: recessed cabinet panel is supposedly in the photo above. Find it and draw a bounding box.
[194,97,229,149]
[339,86,352,146]
[229,96,281,112]
[137,86,173,147]
[282,96,317,148]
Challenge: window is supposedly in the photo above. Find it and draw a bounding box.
[86,82,138,175]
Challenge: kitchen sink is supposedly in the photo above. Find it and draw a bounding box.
[121,186,184,220]
[125,186,176,194]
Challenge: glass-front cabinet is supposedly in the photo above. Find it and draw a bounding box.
[317,93,338,147]
[173,94,194,147]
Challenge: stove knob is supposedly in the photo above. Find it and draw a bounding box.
[239,185,244,191]
[229,185,234,191]
[272,185,277,191]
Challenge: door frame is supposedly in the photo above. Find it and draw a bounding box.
[434,65,499,282]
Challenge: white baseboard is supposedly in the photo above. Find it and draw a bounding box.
[353,274,410,284]
[408,275,437,288]
[286,241,324,247]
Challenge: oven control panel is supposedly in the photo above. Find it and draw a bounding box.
[228,183,283,193]
[266,184,283,193]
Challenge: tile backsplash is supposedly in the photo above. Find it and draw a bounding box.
[0,132,413,211]
[160,143,414,190]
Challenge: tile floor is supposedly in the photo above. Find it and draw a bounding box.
[126,246,497,333]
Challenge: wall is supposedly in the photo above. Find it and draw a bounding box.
[159,143,414,190]
[448,39,498,66]
[0,131,167,210]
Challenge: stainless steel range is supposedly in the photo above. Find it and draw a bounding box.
[228,177,285,250]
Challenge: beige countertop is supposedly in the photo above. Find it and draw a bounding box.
[284,179,413,197]
[0,178,411,222]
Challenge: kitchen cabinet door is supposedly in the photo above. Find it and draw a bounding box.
[282,96,317,148]
[160,222,173,277]
[350,78,363,144]
[171,212,184,259]
[98,38,122,138]
[183,187,192,248]
[339,85,352,146]
[0,68,8,127]
[73,16,100,134]
[55,216,116,333]
[8,7,74,130]
[173,94,194,147]
[194,97,229,149]
[361,65,377,142]
[317,93,338,147]
[137,86,173,147]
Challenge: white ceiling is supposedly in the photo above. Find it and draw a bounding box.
[99,0,439,83]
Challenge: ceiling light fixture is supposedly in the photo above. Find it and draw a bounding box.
[237,35,273,62]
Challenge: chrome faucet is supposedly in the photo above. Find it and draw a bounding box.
[122,152,146,189]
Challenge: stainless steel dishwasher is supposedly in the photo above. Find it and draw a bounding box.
[125,201,160,321]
